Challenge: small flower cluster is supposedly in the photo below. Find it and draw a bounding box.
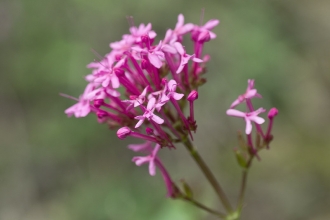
[64,14,219,197]
[226,80,278,161]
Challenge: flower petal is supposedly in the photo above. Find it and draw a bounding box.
[148,53,163,68]
[245,119,252,134]
[226,109,246,118]
[151,114,164,124]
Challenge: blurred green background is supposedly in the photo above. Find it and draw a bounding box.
[1,0,330,219]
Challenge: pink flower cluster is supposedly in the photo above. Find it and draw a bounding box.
[226,80,278,154]
[64,14,219,197]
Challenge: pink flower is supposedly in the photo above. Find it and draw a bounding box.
[127,23,157,43]
[230,79,262,108]
[174,42,203,73]
[64,84,94,118]
[110,36,135,53]
[132,143,160,176]
[226,108,266,134]
[131,42,165,69]
[129,143,175,197]
[122,86,149,110]
[86,56,124,89]
[192,19,219,42]
[167,79,184,100]
[164,14,194,43]
[134,97,164,128]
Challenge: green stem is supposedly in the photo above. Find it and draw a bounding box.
[181,196,226,218]
[237,157,254,211]
[182,138,233,213]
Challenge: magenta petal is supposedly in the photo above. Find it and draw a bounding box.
[176,14,184,29]
[135,119,144,128]
[168,79,177,91]
[133,156,150,166]
[179,23,194,34]
[192,57,203,63]
[149,31,157,39]
[148,53,162,68]
[174,42,184,55]
[101,77,110,88]
[226,109,246,117]
[250,116,265,124]
[151,114,164,124]
[162,44,176,54]
[230,99,241,108]
[128,142,153,152]
[245,89,257,98]
[164,29,173,43]
[108,89,120,97]
[176,64,184,74]
[203,19,220,30]
[111,76,120,88]
[172,92,184,100]
[149,161,156,176]
[147,98,156,110]
[245,119,252,134]
[209,31,217,39]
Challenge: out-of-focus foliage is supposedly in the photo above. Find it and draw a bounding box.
[1,0,330,219]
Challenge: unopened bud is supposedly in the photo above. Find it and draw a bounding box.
[187,90,198,101]
[93,99,104,108]
[114,68,125,77]
[145,127,154,135]
[141,59,149,69]
[268,108,279,119]
[96,110,108,119]
[117,127,131,139]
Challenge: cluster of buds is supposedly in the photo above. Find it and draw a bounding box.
[64,14,219,197]
[226,80,278,163]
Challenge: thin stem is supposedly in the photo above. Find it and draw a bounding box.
[181,196,226,218]
[182,138,233,213]
[236,157,254,211]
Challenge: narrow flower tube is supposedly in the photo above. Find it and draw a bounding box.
[117,127,159,143]
[188,90,198,123]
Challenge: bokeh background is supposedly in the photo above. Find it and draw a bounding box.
[1,0,330,219]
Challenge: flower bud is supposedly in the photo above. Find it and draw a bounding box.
[187,90,198,101]
[141,59,149,69]
[93,99,104,108]
[268,108,279,119]
[117,127,131,139]
[146,127,154,135]
[114,68,125,77]
[96,110,108,119]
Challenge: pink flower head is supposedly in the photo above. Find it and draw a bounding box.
[174,42,203,73]
[230,79,262,108]
[64,83,94,118]
[192,19,219,42]
[132,144,160,176]
[134,97,164,128]
[226,108,266,134]
[122,86,149,110]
